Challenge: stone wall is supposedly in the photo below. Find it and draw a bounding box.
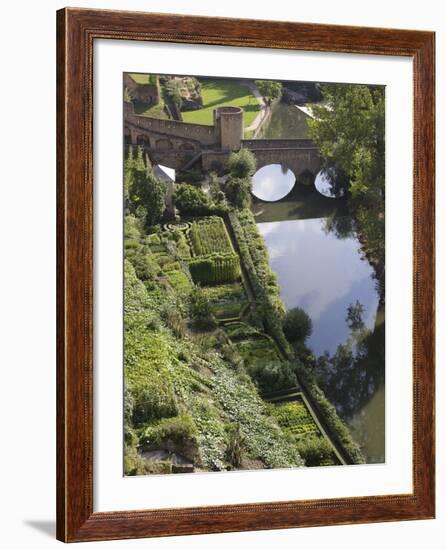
[124,73,160,105]
[149,150,195,171]
[247,147,321,177]
[125,108,218,147]
[242,138,317,149]
[123,101,321,176]
[201,150,231,172]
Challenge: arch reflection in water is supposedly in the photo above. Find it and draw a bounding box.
[251,163,296,202]
[315,168,345,198]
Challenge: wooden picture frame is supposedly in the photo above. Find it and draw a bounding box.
[56,7,435,542]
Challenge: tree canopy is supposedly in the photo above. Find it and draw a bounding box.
[308,84,385,203]
[225,176,252,209]
[172,184,211,216]
[227,148,257,179]
[255,80,282,104]
[308,84,385,294]
[125,147,166,227]
[283,307,313,344]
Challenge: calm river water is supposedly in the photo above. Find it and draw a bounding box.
[252,108,385,462]
[259,103,310,139]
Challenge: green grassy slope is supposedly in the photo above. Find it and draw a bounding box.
[182,79,260,127]
[124,218,305,475]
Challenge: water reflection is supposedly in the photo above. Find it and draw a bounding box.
[258,216,384,461]
[258,217,379,355]
[251,164,296,202]
[350,384,385,463]
[259,103,310,139]
[315,168,345,198]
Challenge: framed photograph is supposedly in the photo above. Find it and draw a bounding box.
[56,8,435,542]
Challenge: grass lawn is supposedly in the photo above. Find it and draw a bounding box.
[182,79,261,128]
[128,73,157,85]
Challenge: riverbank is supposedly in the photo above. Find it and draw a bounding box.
[227,208,366,464]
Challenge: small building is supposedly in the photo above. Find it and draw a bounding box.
[153,164,176,183]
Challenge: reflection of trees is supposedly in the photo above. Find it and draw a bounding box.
[314,303,384,421]
[322,167,347,198]
[322,212,355,240]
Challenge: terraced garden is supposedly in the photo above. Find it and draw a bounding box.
[272,398,340,466]
[124,190,364,474]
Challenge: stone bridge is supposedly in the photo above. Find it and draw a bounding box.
[240,139,321,179]
[124,101,321,177]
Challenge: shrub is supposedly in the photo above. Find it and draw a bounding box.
[176,168,203,184]
[228,148,257,179]
[249,361,297,393]
[189,287,217,329]
[295,435,334,467]
[141,415,200,463]
[189,253,241,285]
[173,184,211,216]
[283,307,313,344]
[130,369,179,424]
[143,415,198,448]
[124,447,173,476]
[296,364,366,464]
[225,176,252,209]
[225,423,244,468]
[130,253,159,282]
[161,304,187,338]
[124,215,142,240]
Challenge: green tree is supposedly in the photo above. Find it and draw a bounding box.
[124,146,145,210]
[346,300,365,332]
[163,78,182,107]
[173,184,211,215]
[308,84,385,202]
[255,80,282,105]
[228,148,257,179]
[125,147,166,227]
[283,307,313,344]
[225,177,252,209]
[308,84,385,295]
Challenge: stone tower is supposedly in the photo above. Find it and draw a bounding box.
[214,106,244,151]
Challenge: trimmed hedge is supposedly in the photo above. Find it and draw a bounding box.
[190,216,234,256]
[189,253,241,285]
[227,209,291,355]
[296,364,366,465]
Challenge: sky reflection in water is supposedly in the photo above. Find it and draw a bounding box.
[251,164,296,202]
[258,217,379,355]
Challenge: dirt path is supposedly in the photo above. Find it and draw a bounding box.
[242,80,270,135]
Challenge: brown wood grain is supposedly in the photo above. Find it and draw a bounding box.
[56,7,435,543]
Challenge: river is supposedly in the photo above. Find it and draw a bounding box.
[251,105,385,463]
[258,103,310,139]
